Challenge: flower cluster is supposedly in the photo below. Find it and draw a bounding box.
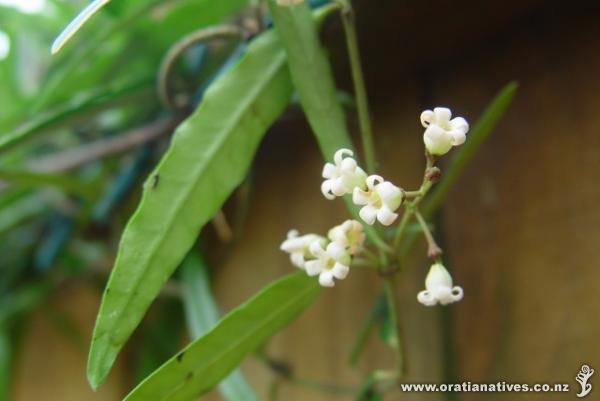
[281,106,468,305]
[280,220,365,287]
[321,149,403,226]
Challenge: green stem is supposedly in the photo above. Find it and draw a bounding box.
[288,377,356,395]
[393,208,413,249]
[392,152,436,248]
[336,0,376,172]
[359,247,379,266]
[258,352,356,395]
[382,277,404,375]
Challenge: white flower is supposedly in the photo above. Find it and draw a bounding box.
[305,241,351,287]
[321,148,367,200]
[420,107,469,156]
[352,175,403,226]
[417,263,463,306]
[280,230,325,269]
[328,219,365,255]
[276,0,304,6]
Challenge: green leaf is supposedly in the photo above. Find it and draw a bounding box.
[0,169,96,201]
[133,299,184,385]
[0,194,48,237]
[51,0,113,55]
[398,82,518,258]
[0,330,10,401]
[0,77,153,153]
[422,82,519,218]
[267,0,351,157]
[37,0,250,110]
[123,272,320,401]
[348,292,385,366]
[0,283,50,328]
[180,253,258,401]
[87,28,293,389]
[267,1,388,251]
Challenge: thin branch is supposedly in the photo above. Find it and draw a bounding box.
[28,117,177,172]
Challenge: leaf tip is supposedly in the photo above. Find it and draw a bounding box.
[86,334,112,391]
[50,0,112,56]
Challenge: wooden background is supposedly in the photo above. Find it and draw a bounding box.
[11,1,600,400]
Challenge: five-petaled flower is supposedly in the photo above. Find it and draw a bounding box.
[321,148,367,200]
[352,175,403,226]
[280,230,325,269]
[328,219,365,255]
[417,263,464,306]
[305,241,351,287]
[421,107,469,156]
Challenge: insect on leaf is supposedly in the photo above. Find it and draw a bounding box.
[87,28,293,389]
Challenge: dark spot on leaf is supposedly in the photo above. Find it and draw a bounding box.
[186,372,194,381]
[151,174,160,189]
[176,351,185,362]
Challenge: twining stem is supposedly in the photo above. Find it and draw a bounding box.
[157,25,244,112]
[414,209,442,259]
[336,0,376,172]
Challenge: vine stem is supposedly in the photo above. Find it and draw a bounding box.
[393,152,437,248]
[382,276,405,375]
[336,0,376,172]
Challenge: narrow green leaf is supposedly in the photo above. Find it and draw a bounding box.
[422,82,518,218]
[399,82,518,257]
[348,292,385,366]
[0,283,50,327]
[124,272,320,401]
[51,0,112,55]
[132,300,184,385]
[87,29,294,389]
[0,169,95,200]
[268,0,352,156]
[38,0,250,110]
[268,1,388,251]
[0,77,153,153]
[0,330,10,401]
[0,194,47,236]
[180,253,258,401]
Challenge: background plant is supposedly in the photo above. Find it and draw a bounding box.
[0,1,516,400]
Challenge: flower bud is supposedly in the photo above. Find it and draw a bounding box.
[417,263,463,306]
